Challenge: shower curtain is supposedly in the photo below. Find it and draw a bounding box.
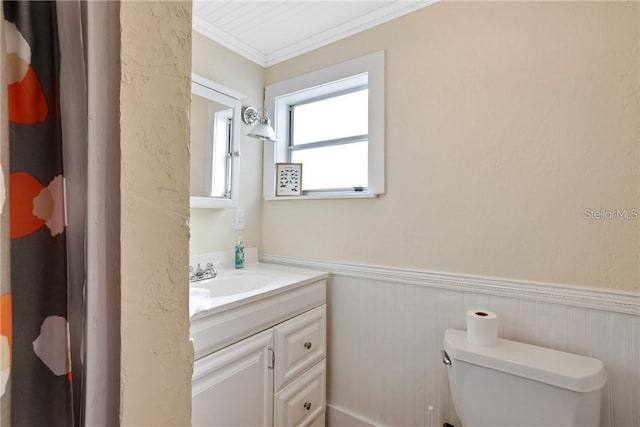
[0,1,88,425]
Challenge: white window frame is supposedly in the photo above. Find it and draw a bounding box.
[263,51,385,200]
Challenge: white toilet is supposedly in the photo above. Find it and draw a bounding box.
[442,329,607,427]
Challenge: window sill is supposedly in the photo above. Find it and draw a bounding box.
[264,191,380,201]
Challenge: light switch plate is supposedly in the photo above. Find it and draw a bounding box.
[234,208,246,230]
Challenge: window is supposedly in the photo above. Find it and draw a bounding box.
[290,85,368,191]
[264,51,384,199]
[211,109,233,198]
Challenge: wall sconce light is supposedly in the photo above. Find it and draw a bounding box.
[242,106,277,142]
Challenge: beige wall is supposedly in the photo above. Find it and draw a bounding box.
[263,2,640,291]
[190,32,265,255]
[120,2,193,425]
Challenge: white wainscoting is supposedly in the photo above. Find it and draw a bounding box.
[261,255,640,427]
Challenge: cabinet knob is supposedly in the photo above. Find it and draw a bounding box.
[304,342,312,350]
[303,402,311,411]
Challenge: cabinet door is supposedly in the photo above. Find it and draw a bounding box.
[274,305,326,391]
[192,329,274,427]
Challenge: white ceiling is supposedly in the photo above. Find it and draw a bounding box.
[193,1,435,67]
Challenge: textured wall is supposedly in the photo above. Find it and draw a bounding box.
[190,32,265,256]
[119,2,193,425]
[263,1,640,291]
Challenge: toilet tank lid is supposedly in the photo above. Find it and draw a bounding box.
[443,329,607,392]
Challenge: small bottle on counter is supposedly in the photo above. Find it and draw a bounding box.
[235,237,245,269]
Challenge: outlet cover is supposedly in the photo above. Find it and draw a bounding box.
[234,208,246,230]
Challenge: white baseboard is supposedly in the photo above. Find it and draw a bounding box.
[260,254,640,316]
[327,404,379,427]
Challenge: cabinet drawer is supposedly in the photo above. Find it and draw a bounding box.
[274,305,326,390]
[309,411,325,427]
[274,360,326,427]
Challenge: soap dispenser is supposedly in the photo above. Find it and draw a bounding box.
[235,237,245,269]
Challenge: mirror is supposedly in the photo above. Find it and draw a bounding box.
[190,74,244,208]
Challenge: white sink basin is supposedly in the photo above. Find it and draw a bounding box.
[192,273,273,298]
[188,264,328,322]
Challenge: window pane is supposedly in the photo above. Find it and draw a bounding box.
[292,89,368,145]
[291,142,368,191]
[211,114,232,198]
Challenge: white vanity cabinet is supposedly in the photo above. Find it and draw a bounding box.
[191,275,327,427]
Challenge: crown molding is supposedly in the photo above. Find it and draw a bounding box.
[264,1,436,66]
[260,254,640,316]
[193,1,436,68]
[193,16,267,67]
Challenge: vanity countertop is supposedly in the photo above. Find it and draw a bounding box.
[190,262,328,319]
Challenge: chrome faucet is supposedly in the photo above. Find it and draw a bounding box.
[189,262,219,282]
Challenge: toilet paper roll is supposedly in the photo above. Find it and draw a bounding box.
[466,309,498,346]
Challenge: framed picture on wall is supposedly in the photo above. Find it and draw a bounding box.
[275,163,302,196]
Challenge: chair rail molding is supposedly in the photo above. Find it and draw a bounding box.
[259,255,640,316]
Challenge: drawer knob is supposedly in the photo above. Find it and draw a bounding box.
[304,402,312,411]
[304,342,312,350]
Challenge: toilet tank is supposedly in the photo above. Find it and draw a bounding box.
[443,329,607,427]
